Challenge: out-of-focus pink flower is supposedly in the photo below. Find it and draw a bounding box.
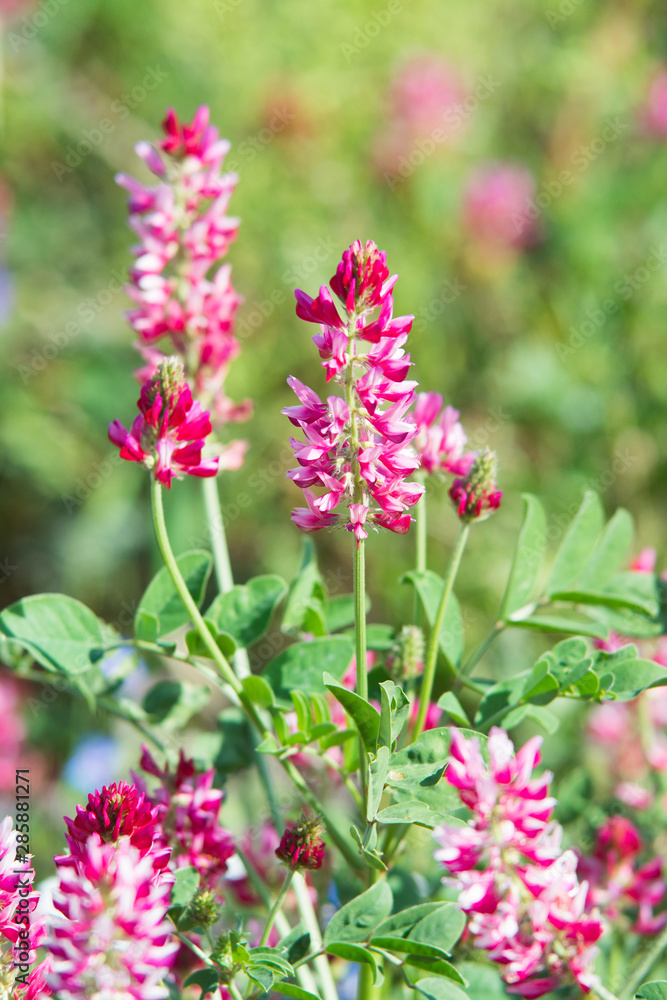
[0,673,26,792]
[109,358,219,488]
[137,747,235,891]
[275,816,325,871]
[463,164,541,252]
[225,822,282,906]
[46,837,178,1000]
[434,728,604,997]
[409,698,441,732]
[449,447,502,522]
[410,392,471,476]
[578,817,666,935]
[373,56,467,180]
[587,549,667,799]
[285,240,424,543]
[641,69,667,138]
[116,105,251,446]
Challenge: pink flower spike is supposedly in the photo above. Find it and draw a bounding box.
[286,241,423,541]
[110,357,219,488]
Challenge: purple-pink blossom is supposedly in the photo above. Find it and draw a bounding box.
[578,816,666,935]
[284,240,425,543]
[434,727,604,996]
[410,392,471,476]
[109,358,220,488]
[116,105,250,461]
[137,747,235,891]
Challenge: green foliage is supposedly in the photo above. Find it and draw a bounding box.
[141,680,210,730]
[635,985,667,1000]
[323,880,393,945]
[0,594,113,674]
[263,637,353,705]
[135,551,212,638]
[401,570,463,670]
[205,574,287,647]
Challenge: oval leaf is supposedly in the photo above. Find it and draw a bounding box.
[0,594,109,674]
[206,574,287,647]
[136,550,212,637]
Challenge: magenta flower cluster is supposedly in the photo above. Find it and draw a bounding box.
[433,728,604,997]
[112,105,251,484]
[136,746,235,892]
[45,780,177,999]
[284,239,425,542]
[109,358,219,488]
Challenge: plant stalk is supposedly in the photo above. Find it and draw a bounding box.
[354,537,369,809]
[411,522,469,740]
[151,479,361,871]
[260,869,295,946]
[619,920,667,998]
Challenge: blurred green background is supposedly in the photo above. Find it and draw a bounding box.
[2,0,667,791]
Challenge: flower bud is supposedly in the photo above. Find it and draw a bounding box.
[275,815,325,871]
[449,448,502,522]
[185,888,222,927]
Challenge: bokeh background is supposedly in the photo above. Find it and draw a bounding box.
[1,0,667,866]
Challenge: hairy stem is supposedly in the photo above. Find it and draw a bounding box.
[293,871,340,1000]
[201,476,251,680]
[354,537,369,809]
[619,920,667,999]
[260,869,294,946]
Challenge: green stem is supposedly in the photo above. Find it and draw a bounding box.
[152,479,361,871]
[595,986,622,1000]
[151,479,243,697]
[260,869,295,946]
[174,930,216,968]
[411,523,470,741]
[354,537,369,810]
[456,622,504,687]
[201,476,251,680]
[619,921,667,999]
[292,871,340,1000]
[415,488,427,575]
[413,485,427,628]
[227,982,245,1000]
[202,475,235,594]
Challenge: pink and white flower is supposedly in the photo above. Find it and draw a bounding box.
[434,728,604,997]
[285,240,425,542]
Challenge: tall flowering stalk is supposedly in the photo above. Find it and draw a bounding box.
[116,106,250,445]
[285,239,425,805]
[434,728,604,997]
[285,239,424,542]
